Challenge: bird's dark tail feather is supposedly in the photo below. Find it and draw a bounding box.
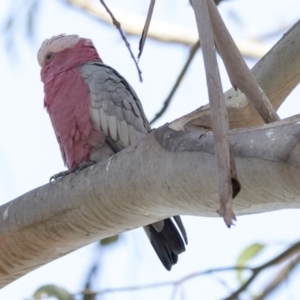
[144,216,187,271]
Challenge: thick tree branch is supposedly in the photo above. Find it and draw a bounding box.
[1,4,300,290]
[178,19,300,130]
[206,0,279,124]
[1,120,300,287]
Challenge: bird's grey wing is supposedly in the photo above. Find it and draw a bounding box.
[81,62,150,152]
[81,62,187,271]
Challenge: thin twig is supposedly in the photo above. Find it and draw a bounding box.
[64,0,271,58]
[73,266,252,298]
[138,0,155,60]
[25,242,300,300]
[99,0,143,82]
[255,254,300,300]
[75,242,300,298]
[150,40,200,125]
[224,240,300,300]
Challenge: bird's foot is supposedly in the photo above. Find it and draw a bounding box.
[49,161,96,183]
[73,161,96,174]
[50,170,72,182]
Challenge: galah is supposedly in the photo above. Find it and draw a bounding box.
[37,34,187,270]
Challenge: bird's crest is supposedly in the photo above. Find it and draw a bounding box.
[38,34,88,67]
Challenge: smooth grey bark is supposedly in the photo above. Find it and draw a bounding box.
[192,0,236,226]
[205,0,279,123]
[1,122,300,287]
[183,19,300,130]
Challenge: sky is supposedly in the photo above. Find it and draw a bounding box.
[0,0,300,299]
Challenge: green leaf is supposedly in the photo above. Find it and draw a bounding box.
[100,235,119,246]
[33,284,73,300]
[236,243,265,283]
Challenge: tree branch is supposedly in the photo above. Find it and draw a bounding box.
[150,40,200,125]
[64,0,270,58]
[192,0,237,226]
[224,240,300,300]
[206,0,279,124]
[1,119,300,287]
[172,19,300,130]
[99,0,143,82]
[70,243,300,299]
[73,266,252,298]
[138,0,155,60]
[255,254,300,300]
[1,7,300,290]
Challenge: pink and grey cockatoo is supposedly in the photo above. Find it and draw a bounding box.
[37,34,187,270]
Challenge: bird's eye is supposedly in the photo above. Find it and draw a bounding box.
[45,52,55,64]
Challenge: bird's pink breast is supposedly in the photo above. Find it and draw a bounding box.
[44,67,104,170]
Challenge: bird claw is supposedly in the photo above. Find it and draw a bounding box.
[50,170,71,183]
[49,161,96,183]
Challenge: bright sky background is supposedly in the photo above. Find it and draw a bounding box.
[0,0,300,299]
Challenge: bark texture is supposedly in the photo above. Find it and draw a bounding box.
[1,123,300,286]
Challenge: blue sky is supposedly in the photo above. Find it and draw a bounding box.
[0,0,300,299]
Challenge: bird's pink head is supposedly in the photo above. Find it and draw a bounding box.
[37,34,102,82]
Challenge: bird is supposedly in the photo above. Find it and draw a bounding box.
[37,34,187,270]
